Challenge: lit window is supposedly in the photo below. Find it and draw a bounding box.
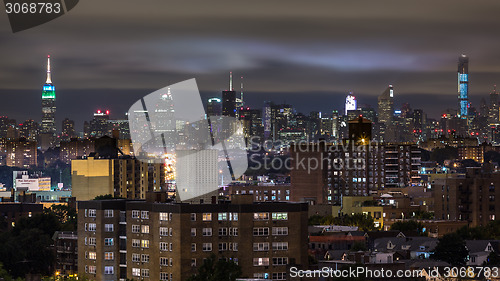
[272,212,288,220]
[104,238,114,246]
[253,212,269,220]
[159,212,169,221]
[202,213,212,221]
[104,252,114,260]
[104,266,114,275]
[141,239,149,248]
[218,212,228,221]
[141,225,150,234]
[253,257,270,266]
[132,268,140,277]
[88,251,96,260]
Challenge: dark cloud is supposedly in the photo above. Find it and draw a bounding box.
[1,0,500,127]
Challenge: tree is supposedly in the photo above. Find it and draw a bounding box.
[431,233,469,266]
[390,220,426,235]
[187,254,242,281]
[430,146,458,164]
[47,205,77,231]
[308,214,377,231]
[484,251,500,266]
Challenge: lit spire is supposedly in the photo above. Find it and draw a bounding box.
[240,76,244,104]
[46,55,52,84]
[229,71,233,91]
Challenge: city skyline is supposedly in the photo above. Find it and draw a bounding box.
[2,1,500,127]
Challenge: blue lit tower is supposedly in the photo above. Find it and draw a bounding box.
[40,55,56,149]
[458,54,469,118]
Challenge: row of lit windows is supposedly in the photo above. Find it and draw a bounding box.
[84,223,114,232]
[252,242,288,251]
[84,209,113,218]
[84,237,113,246]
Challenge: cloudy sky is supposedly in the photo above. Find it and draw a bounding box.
[1,0,500,129]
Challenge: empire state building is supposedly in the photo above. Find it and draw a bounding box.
[40,55,56,150]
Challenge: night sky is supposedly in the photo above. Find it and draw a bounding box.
[1,0,500,130]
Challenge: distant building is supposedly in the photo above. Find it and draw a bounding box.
[53,231,78,277]
[40,55,57,150]
[13,171,51,191]
[71,156,165,201]
[0,202,43,230]
[61,118,77,142]
[377,85,394,142]
[5,138,37,168]
[207,97,222,117]
[458,55,469,118]
[432,167,500,227]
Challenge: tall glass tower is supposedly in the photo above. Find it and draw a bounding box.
[41,55,56,148]
[458,54,469,118]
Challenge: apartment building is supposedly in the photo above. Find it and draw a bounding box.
[432,167,500,227]
[290,142,421,205]
[72,156,165,201]
[77,195,308,281]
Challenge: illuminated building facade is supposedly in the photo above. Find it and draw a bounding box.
[345,93,357,115]
[458,55,469,118]
[207,97,222,116]
[40,55,56,149]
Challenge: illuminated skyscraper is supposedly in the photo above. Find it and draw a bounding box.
[345,92,357,115]
[377,85,394,125]
[222,72,236,117]
[207,97,222,116]
[458,54,469,118]
[40,55,56,149]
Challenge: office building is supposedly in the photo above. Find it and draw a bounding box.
[77,196,308,281]
[61,118,77,142]
[458,54,469,118]
[19,120,39,142]
[378,85,394,142]
[40,55,57,150]
[345,93,357,116]
[88,110,111,138]
[222,73,236,117]
[207,97,222,117]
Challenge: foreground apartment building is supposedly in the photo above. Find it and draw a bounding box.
[77,195,308,281]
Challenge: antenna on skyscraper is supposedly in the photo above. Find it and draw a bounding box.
[229,72,233,91]
[46,55,52,84]
[240,76,244,104]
